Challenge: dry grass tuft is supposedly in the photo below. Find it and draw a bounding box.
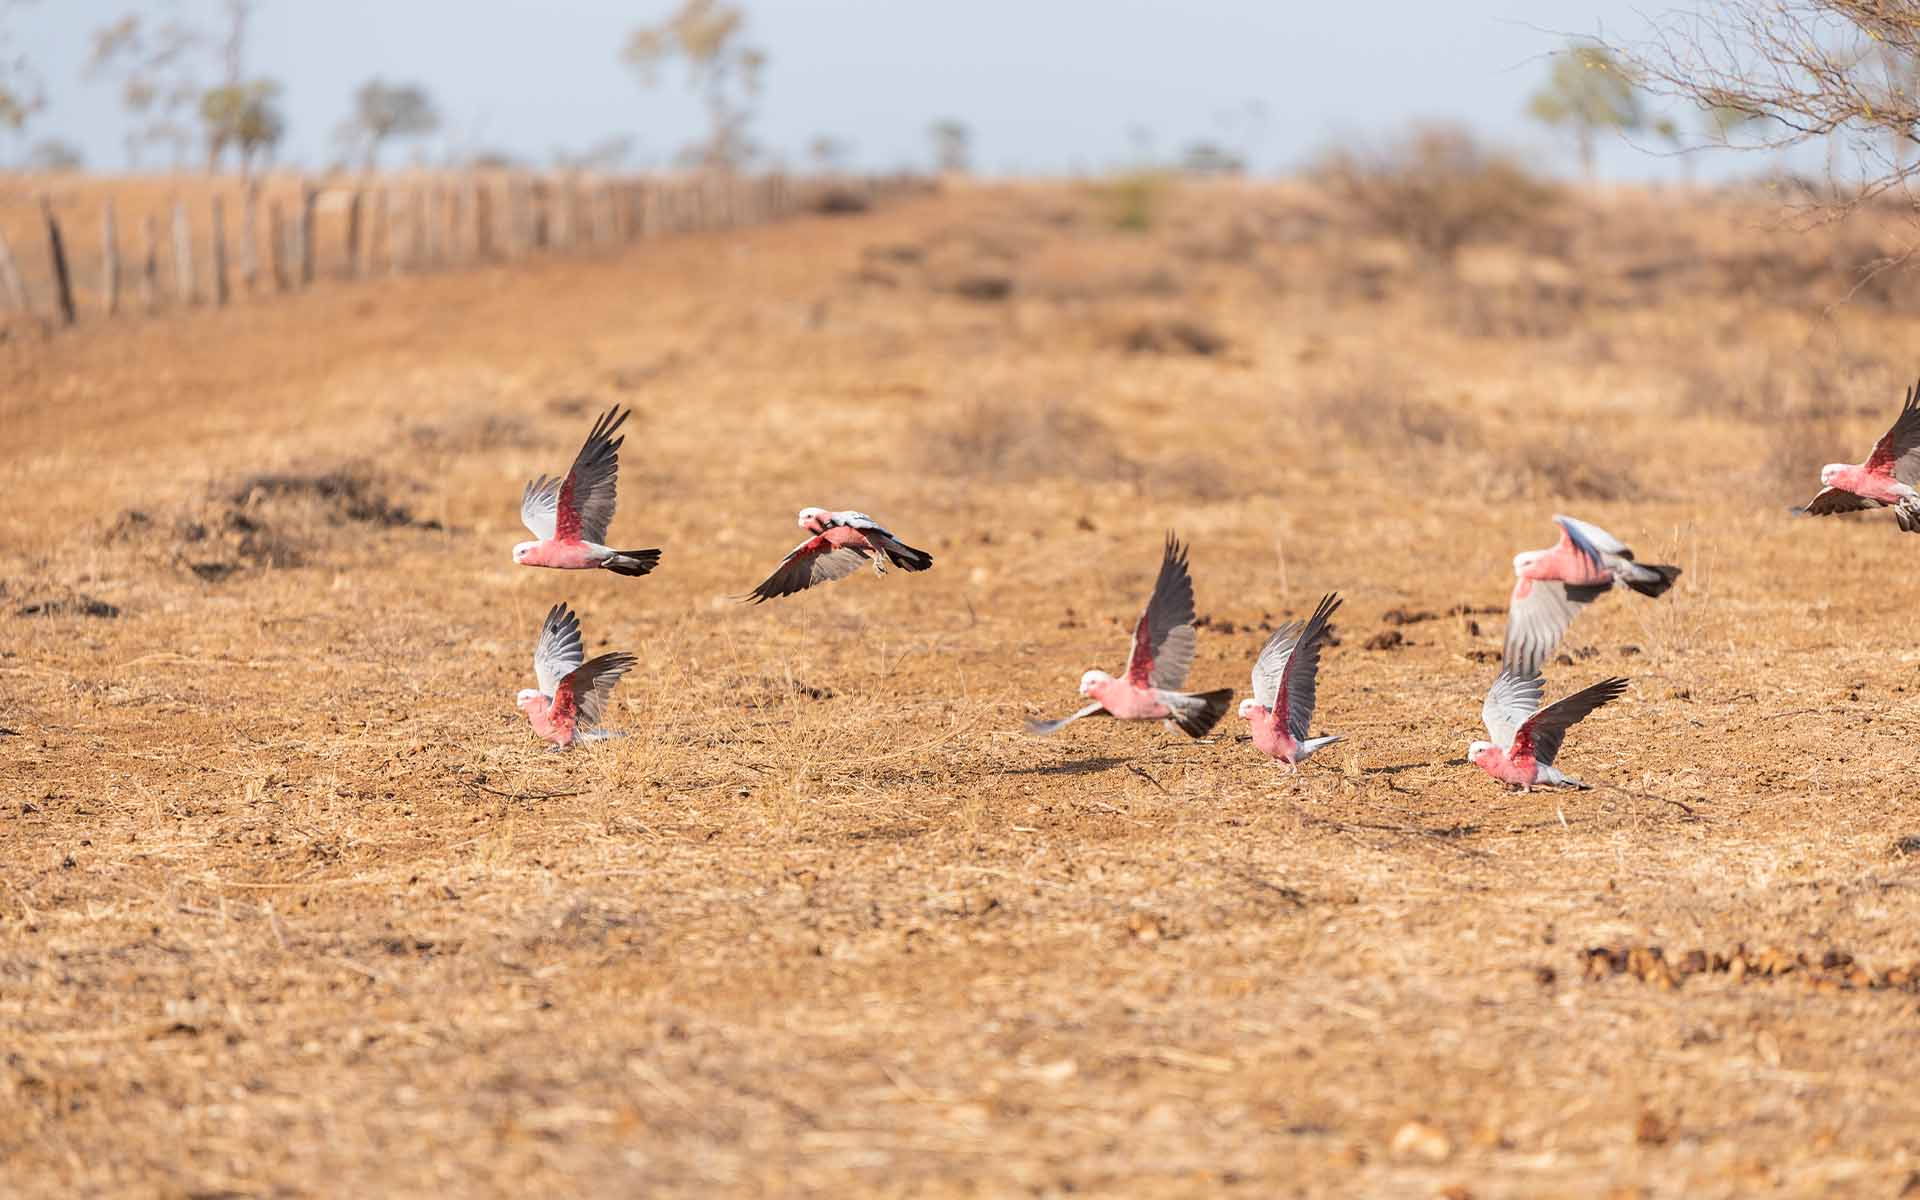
[912,395,1135,482]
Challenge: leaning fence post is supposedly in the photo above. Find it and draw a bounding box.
[267,198,289,291]
[345,188,365,278]
[210,194,230,307]
[425,181,445,266]
[100,199,121,316]
[42,199,76,326]
[297,183,316,286]
[171,198,196,305]
[0,227,29,314]
[139,214,159,311]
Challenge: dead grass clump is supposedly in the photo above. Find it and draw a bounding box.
[1115,317,1229,357]
[913,397,1134,483]
[408,412,534,453]
[1444,281,1588,340]
[1095,170,1173,233]
[943,273,1015,302]
[15,591,120,618]
[1505,435,1641,503]
[1316,124,1559,262]
[1302,373,1478,451]
[231,471,433,530]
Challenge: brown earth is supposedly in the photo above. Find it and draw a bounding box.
[4,178,1920,1198]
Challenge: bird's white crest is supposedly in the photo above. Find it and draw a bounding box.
[516,688,544,705]
[1078,669,1111,695]
[1820,463,1847,485]
[1512,549,1544,575]
[1238,698,1260,718]
[1467,739,1495,758]
[797,506,830,527]
[512,540,537,564]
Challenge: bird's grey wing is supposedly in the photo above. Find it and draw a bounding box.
[1553,514,1619,569]
[563,651,637,729]
[1024,701,1105,736]
[1872,379,1920,484]
[1501,579,1607,677]
[1519,676,1629,767]
[1798,486,1880,516]
[1281,592,1342,741]
[561,406,630,545]
[1251,619,1306,709]
[743,537,868,603]
[827,509,885,534]
[1125,531,1198,690]
[521,474,560,540]
[534,602,585,696]
[1481,668,1544,749]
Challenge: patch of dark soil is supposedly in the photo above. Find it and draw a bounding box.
[230,472,434,530]
[1117,318,1228,357]
[1364,630,1404,651]
[16,594,119,618]
[946,273,1015,302]
[1582,943,1920,994]
[1381,607,1437,626]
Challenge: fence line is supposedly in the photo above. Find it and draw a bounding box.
[0,170,918,331]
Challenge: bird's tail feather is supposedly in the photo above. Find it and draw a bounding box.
[603,548,662,578]
[1898,498,1920,533]
[882,539,934,572]
[1297,734,1344,760]
[1620,562,1679,597]
[1165,688,1233,738]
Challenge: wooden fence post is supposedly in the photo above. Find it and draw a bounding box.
[370,189,389,275]
[239,184,260,293]
[42,199,76,326]
[424,181,445,266]
[474,178,495,261]
[100,199,120,316]
[0,228,29,313]
[210,194,230,307]
[267,199,289,291]
[345,188,365,278]
[139,214,159,311]
[172,199,195,304]
[297,183,316,286]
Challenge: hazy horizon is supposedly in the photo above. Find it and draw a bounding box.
[7,1,1767,180]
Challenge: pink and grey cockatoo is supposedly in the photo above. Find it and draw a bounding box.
[744,507,933,603]
[513,406,661,577]
[1026,532,1232,739]
[1468,670,1627,791]
[517,602,637,749]
[1800,378,1920,533]
[1502,515,1680,676]
[1240,592,1343,770]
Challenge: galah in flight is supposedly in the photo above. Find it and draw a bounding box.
[514,406,662,577]
[1026,532,1232,739]
[517,602,637,749]
[1502,515,1680,676]
[1240,592,1343,770]
[1799,377,1920,532]
[744,507,933,603]
[1468,670,1627,791]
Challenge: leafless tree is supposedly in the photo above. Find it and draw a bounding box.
[339,79,440,171]
[1606,1,1920,215]
[0,0,44,155]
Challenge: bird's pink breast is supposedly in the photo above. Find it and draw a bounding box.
[821,526,874,552]
[523,540,598,570]
[1835,465,1903,503]
[1474,747,1535,785]
[1093,679,1169,721]
[1535,542,1610,586]
[1247,708,1297,761]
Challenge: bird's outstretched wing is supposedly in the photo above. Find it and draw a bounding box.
[555,406,629,545]
[1252,593,1340,741]
[534,602,586,697]
[1123,532,1198,691]
[1798,486,1881,517]
[1024,702,1105,736]
[1865,379,1920,484]
[743,536,869,603]
[1513,676,1629,768]
[1552,514,1615,570]
[521,474,561,540]
[1481,669,1544,750]
[1502,579,1609,677]
[557,652,638,730]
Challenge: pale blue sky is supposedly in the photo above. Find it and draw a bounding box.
[10,0,1745,178]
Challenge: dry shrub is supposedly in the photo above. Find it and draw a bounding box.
[1096,170,1173,232]
[1302,372,1478,451]
[1673,354,1886,497]
[1444,281,1589,339]
[1115,317,1228,357]
[913,397,1134,483]
[1317,124,1559,262]
[1502,434,1641,503]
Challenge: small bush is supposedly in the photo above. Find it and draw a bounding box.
[1316,124,1559,262]
[913,397,1133,482]
[1097,170,1173,233]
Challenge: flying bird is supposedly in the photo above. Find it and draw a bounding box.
[1502,515,1680,676]
[1799,377,1920,532]
[513,406,661,577]
[1025,532,1232,739]
[744,507,933,603]
[1468,669,1628,791]
[517,602,637,749]
[1240,592,1343,770]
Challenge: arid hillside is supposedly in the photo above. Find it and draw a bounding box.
[4,177,1920,1198]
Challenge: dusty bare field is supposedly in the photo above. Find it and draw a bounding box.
[5,177,1920,1198]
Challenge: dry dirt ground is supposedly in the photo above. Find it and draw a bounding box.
[5,179,1920,1198]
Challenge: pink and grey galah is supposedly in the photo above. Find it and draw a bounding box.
[517,602,637,749]
[1468,670,1627,791]
[1026,532,1232,739]
[744,507,933,603]
[1800,377,1920,532]
[1240,592,1343,770]
[1502,515,1679,676]
[513,406,662,577]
